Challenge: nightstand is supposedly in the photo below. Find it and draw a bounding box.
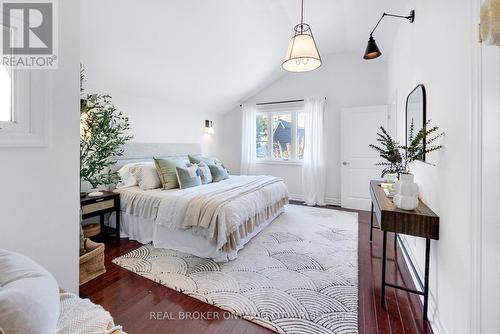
[81,191,120,242]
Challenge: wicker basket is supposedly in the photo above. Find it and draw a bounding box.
[79,239,106,285]
[83,223,101,238]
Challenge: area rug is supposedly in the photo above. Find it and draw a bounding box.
[113,205,358,334]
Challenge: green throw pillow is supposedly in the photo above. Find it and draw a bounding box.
[176,165,202,189]
[188,154,216,165]
[208,164,229,182]
[154,157,186,189]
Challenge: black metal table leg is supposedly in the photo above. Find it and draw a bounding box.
[381,230,387,307]
[423,238,431,320]
[370,202,374,241]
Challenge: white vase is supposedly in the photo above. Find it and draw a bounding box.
[384,173,398,183]
[393,173,419,210]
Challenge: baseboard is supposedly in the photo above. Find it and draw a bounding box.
[288,193,341,206]
[397,236,447,334]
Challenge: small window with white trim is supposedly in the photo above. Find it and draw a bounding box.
[0,25,14,126]
[255,102,305,162]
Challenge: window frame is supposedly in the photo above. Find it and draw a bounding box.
[0,22,48,147]
[255,102,305,165]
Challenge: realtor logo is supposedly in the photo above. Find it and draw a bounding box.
[1,0,58,68]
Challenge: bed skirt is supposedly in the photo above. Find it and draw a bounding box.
[108,198,287,262]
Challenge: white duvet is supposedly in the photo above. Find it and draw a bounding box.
[115,175,289,243]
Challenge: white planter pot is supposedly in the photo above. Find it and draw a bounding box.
[393,173,419,210]
[384,173,398,183]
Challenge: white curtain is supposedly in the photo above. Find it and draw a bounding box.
[240,104,257,175]
[302,97,326,206]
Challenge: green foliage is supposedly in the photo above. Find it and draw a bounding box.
[402,119,444,167]
[80,66,133,189]
[369,126,404,177]
[369,120,443,177]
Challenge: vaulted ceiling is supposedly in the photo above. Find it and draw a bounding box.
[81,0,408,114]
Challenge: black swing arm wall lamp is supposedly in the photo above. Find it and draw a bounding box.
[363,10,415,60]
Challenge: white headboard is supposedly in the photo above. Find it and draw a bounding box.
[112,142,202,171]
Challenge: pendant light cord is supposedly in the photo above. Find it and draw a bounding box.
[300,0,304,31]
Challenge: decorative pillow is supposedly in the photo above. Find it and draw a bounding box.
[208,164,229,182]
[130,164,161,190]
[188,154,216,165]
[116,163,138,188]
[154,157,187,189]
[191,162,212,184]
[0,249,60,334]
[176,165,202,189]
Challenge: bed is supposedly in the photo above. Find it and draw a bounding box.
[108,143,289,262]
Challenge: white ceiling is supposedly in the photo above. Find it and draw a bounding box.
[81,0,409,115]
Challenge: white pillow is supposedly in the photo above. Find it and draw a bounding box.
[190,162,212,184]
[131,164,162,190]
[0,249,60,334]
[116,161,153,189]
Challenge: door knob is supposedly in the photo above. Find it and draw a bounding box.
[342,161,349,166]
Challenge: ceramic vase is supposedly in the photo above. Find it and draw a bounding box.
[393,173,419,210]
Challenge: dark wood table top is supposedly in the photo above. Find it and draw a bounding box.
[81,190,119,205]
[370,180,439,240]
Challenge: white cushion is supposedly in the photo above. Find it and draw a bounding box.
[0,249,60,334]
[116,161,153,189]
[190,162,213,184]
[131,164,162,190]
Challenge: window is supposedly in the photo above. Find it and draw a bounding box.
[0,64,13,123]
[0,24,46,147]
[255,106,305,162]
[0,26,14,123]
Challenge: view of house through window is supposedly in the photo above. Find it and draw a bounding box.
[0,64,12,122]
[256,109,305,161]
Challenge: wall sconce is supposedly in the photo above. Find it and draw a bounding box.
[205,120,214,134]
[363,10,415,60]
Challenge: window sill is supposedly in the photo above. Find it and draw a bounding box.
[255,160,303,166]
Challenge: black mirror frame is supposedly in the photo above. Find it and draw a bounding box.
[405,84,427,161]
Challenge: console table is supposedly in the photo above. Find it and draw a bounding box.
[369,180,439,321]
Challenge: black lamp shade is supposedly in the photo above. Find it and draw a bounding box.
[363,35,382,60]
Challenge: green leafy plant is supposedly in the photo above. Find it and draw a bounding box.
[80,66,133,189]
[402,119,444,169]
[369,120,443,177]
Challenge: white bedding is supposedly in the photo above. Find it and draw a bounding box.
[113,175,288,260]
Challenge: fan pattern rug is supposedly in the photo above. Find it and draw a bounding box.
[113,205,359,334]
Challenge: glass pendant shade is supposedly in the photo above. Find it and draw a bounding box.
[282,24,322,72]
[363,35,382,60]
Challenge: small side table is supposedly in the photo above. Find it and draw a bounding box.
[369,180,439,321]
[81,191,120,242]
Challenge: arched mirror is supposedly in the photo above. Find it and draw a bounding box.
[406,84,427,161]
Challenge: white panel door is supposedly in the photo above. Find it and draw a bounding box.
[341,105,388,210]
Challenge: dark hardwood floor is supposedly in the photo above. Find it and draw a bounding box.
[80,204,433,334]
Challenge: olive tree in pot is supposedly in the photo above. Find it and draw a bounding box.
[80,66,133,197]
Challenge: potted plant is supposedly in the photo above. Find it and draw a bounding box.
[80,66,133,196]
[369,120,443,210]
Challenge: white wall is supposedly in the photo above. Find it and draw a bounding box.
[387,1,473,333]
[0,0,80,292]
[81,84,222,158]
[220,53,388,202]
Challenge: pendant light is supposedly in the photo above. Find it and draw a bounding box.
[282,0,321,72]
